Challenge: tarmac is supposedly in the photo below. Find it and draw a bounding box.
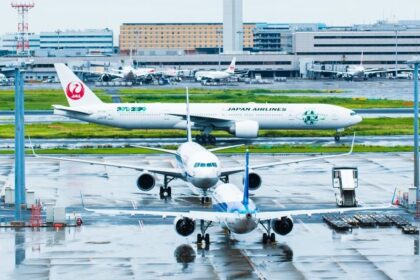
[0,153,419,279]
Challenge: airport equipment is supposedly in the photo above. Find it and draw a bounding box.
[11,2,35,56]
[332,167,358,207]
[14,68,26,221]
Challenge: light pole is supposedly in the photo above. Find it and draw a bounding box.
[395,27,398,77]
[408,57,420,211]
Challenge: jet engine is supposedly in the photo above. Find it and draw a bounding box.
[136,172,156,192]
[229,120,259,138]
[271,217,294,236]
[243,171,262,190]
[174,217,195,237]
[100,74,112,82]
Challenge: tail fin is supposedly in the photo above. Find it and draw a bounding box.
[242,149,250,207]
[186,87,192,143]
[54,63,103,107]
[225,57,236,74]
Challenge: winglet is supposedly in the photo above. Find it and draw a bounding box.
[28,136,38,157]
[242,149,250,208]
[186,87,192,143]
[348,133,356,155]
[80,192,85,209]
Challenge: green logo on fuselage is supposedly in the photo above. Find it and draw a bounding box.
[302,110,323,125]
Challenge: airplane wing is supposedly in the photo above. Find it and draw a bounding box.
[84,204,392,223]
[255,204,393,221]
[220,134,355,176]
[208,144,244,152]
[168,113,232,124]
[129,145,178,155]
[78,69,125,79]
[84,207,239,222]
[31,149,184,178]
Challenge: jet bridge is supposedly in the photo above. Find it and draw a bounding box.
[332,167,358,207]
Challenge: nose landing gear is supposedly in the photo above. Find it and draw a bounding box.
[195,134,216,145]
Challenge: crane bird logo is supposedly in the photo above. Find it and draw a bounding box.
[66,82,85,100]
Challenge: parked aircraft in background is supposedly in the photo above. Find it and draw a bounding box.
[195,57,236,82]
[82,150,389,247]
[53,63,362,144]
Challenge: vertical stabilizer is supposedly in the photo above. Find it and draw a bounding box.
[225,57,236,74]
[242,149,250,207]
[54,63,103,107]
[186,87,192,143]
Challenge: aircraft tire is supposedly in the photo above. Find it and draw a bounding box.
[270,233,276,243]
[204,234,210,244]
[262,233,268,244]
[197,234,203,244]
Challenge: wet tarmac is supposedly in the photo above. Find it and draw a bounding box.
[0,135,414,150]
[0,153,419,279]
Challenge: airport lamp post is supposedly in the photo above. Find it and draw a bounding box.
[408,57,420,208]
[14,68,26,221]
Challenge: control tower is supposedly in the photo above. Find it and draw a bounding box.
[223,0,243,54]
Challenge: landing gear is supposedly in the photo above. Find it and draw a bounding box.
[159,175,174,199]
[195,134,216,145]
[334,135,341,142]
[260,220,276,244]
[197,219,212,250]
[200,196,211,205]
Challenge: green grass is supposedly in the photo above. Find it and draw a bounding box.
[0,89,112,110]
[0,88,413,110]
[118,89,410,109]
[0,117,414,139]
[0,145,412,155]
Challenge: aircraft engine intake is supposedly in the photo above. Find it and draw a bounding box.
[272,217,294,236]
[100,74,112,82]
[230,120,259,138]
[174,217,195,237]
[243,171,262,190]
[136,172,156,192]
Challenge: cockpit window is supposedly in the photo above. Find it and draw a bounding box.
[350,111,356,116]
[194,162,218,168]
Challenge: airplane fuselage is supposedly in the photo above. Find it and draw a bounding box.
[176,142,220,191]
[55,103,362,133]
[212,183,259,234]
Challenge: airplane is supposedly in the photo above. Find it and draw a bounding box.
[194,57,237,82]
[53,63,362,144]
[32,84,356,204]
[0,73,8,83]
[89,65,157,82]
[81,150,390,247]
[310,52,411,80]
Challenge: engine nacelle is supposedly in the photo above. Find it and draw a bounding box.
[174,217,195,237]
[136,172,156,192]
[100,74,112,82]
[272,217,294,236]
[229,120,259,138]
[243,171,262,191]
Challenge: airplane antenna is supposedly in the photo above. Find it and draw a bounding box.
[186,87,192,142]
[242,149,250,207]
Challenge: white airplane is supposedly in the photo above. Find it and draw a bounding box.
[91,65,157,82]
[0,73,8,83]
[311,52,411,80]
[53,63,362,144]
[194,57,236,82]
[33,84,356,204]
[82,150,390,246]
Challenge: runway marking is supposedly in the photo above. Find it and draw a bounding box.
[297,219,313,233]
[138,220,144,231]
[240,249,267,280]
[271,199,285,208]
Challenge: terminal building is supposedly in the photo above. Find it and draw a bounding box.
[0,29,114,57]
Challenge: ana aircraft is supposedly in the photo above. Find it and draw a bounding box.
[83,150,389,246]
[33,84,356,204]
[194,57,236,82]
[54,63,362,144]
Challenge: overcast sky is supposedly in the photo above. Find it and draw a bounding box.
[0,0,418,38]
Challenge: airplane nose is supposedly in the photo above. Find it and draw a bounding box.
[354,115,363,124]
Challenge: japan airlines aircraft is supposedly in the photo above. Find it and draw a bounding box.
[194,57,236,82]
[33,84,356,203]
[83,150,389,246]
[53,64,362,144]
[89,65,157,82]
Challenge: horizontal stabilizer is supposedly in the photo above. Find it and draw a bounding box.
[53,105,92,115]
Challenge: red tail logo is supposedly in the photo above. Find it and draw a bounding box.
[66,82,85,100]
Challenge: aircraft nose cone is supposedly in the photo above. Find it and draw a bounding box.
[354,115,363,124]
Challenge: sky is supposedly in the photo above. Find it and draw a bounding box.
[0,0,418,41]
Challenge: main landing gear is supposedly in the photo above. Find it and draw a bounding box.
[160,175,174,199]
[195,134,216,145]
[201,196,211,205]
[260,220,276,244]
[197,219,212,250]
[334,129,345,142]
